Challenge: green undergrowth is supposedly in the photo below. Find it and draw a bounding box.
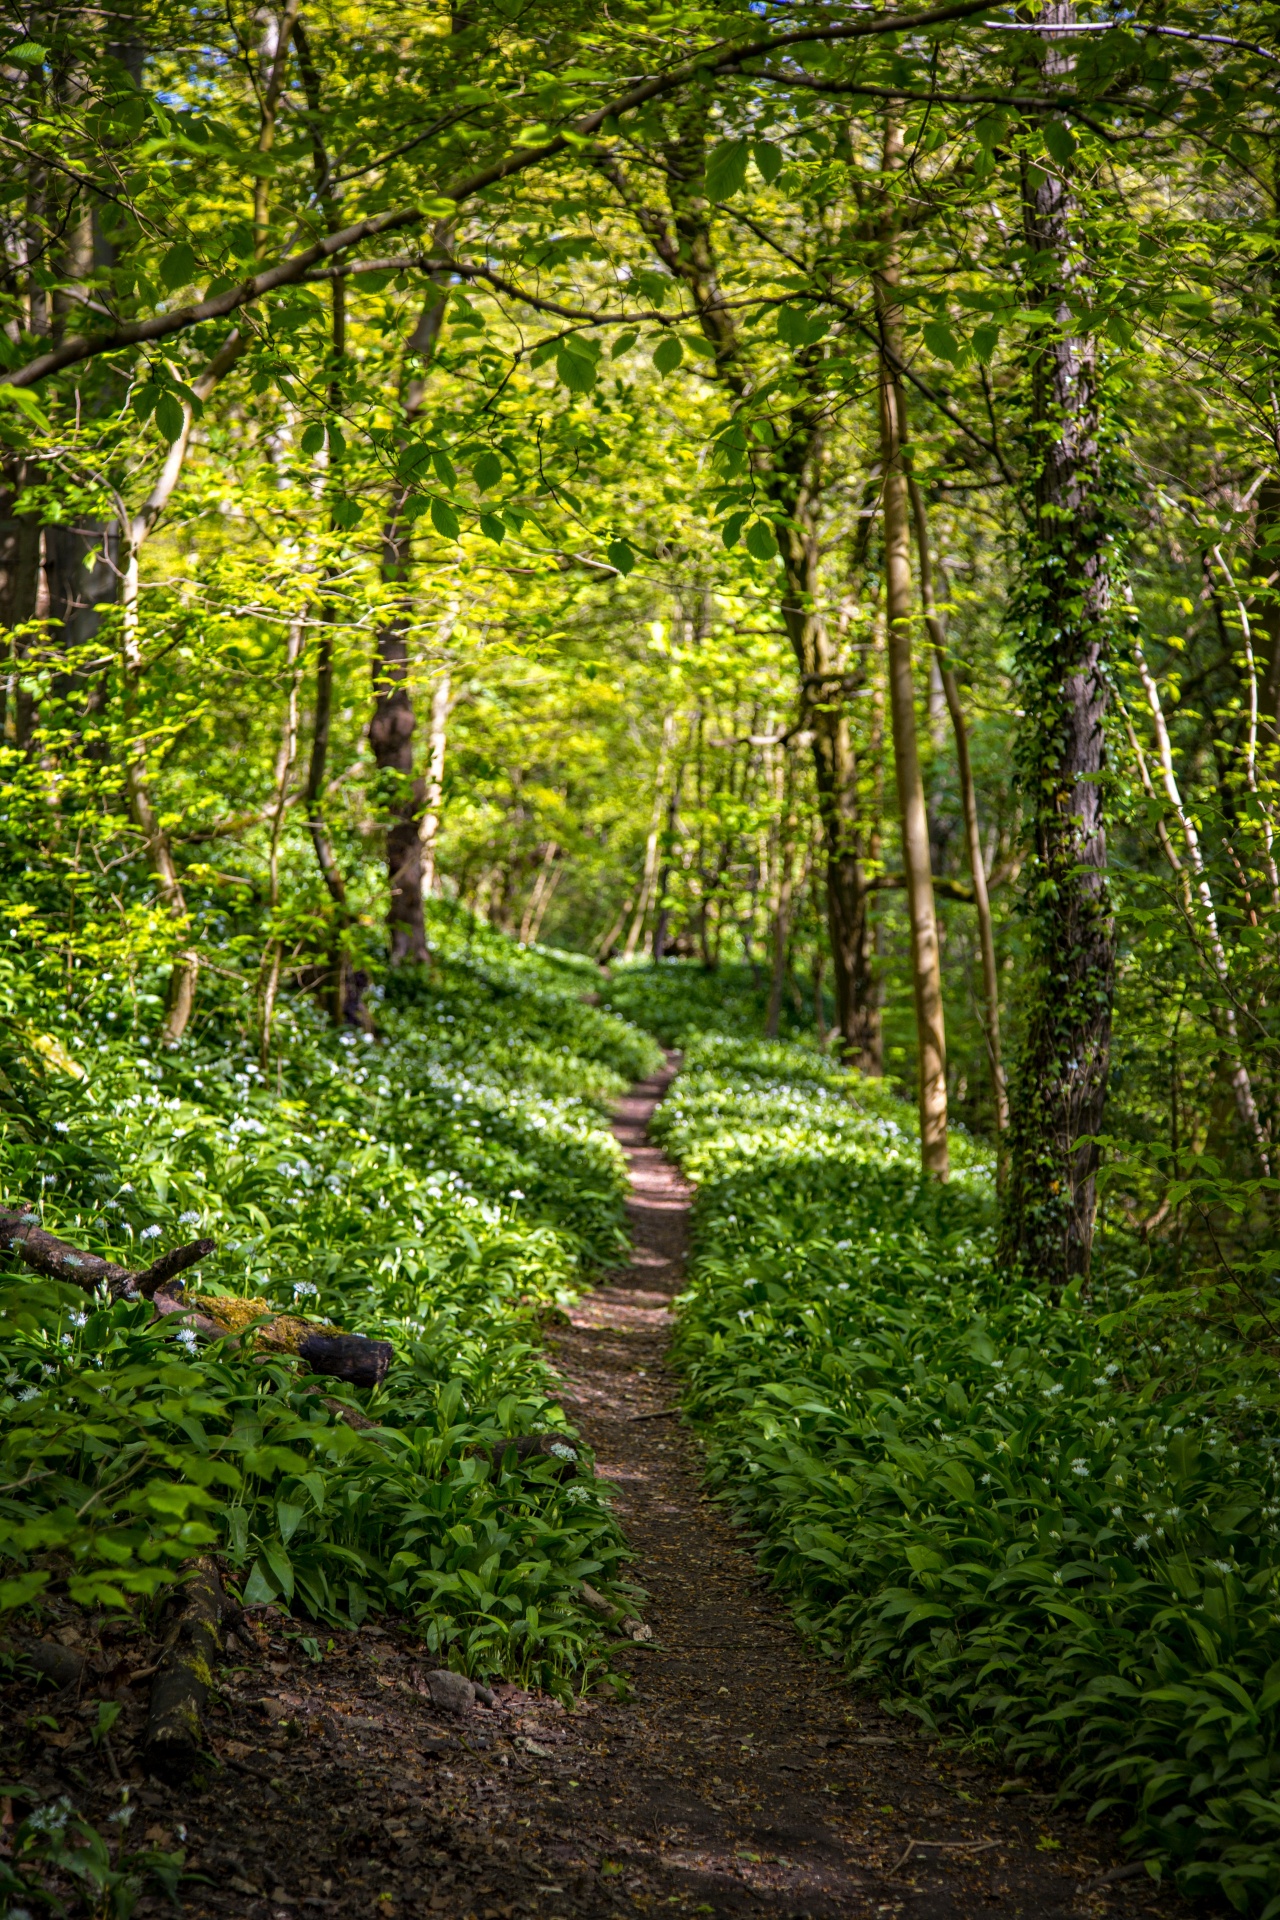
[656,1034,1280,1916]
[0,909,661,1690]
[602,955,821,1047]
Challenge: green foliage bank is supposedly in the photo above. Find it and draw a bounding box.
[0,911,659,1687]
[656,1034,1280,1915]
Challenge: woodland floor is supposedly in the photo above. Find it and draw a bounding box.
[1,1063,1192,1920]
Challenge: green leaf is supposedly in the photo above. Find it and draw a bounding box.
[705,138,750,202]
[922,320,960,363]
[242,1559,276,1606]
[7,41,47,63]
[154,391,187,443]
[300,422,326,456]
[752,140,783,185]
[1043,119,1076,166]
[777,306,827,349]
[331,497,362,529]
[555,348,597,393]
[277,1500,305,1544]
[432,449,457,486]
[160,242,197,292]
[722,509,750,549]
[607,539,634,575]
[610,331,638,359]
[652,336,684,376]
[478,512,506,543]
[972,324,999,364]
[473,450,502,491]
[744,519,777,562]
[262,1539,295,1602]
[430,498,460,540]
[131,384,159,422]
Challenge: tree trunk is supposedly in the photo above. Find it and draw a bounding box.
[419,667,452,900]
[908,475,1008,1142]
[875,119,948,1177]
[610,117,880,1057]
[999,1,1116,1286]
[370,296,450,967]
[624,710,676,959]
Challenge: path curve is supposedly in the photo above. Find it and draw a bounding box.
[540,1057,1186,1920]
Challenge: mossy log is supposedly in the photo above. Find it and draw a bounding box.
[143,1555,226,1783]
[169,1292,393,1388]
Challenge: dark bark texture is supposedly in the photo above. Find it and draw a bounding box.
[999,0,1117,1287]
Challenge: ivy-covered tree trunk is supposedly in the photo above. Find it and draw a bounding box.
[999,2,1117,1285]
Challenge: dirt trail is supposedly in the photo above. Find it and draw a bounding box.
[2,1065,1188,1920]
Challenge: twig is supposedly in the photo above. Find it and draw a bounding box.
[888,1837,997,1876]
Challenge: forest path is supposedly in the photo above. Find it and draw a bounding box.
[42,1066,1188,1920]
[531,1056,1185,1920]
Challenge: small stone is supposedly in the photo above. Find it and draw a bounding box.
[622,1618,653,1643]
[473,1682,496,1708]
[424,1668,475,1713]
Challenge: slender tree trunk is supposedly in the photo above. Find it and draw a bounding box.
[624,710,676,959]
[419,668,452,899]
[609,115,879,1055]
[259,616,306,1065]
[370,295,449,966]
[521,846,561,946]
[999,1,1116,1286]
[1124,642,1270,1171]
[876,118,948,1177]
[117,330,247,1044]
[908,475,1008,1141]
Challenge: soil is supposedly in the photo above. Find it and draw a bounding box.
[0,1062,1189,1920]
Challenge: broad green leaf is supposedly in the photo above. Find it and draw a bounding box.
[301,421,326,456]
[473,451,502,491]
[752,140,783,185]
[154,392,187,443]
[705,139,750,201]
[744,519,777,562]
[160,242,197,291]
[556,349,597,393]
[430,498,460,539]
[607,539,634,575]
[652,336,683,376]
[1043,119,1077,165]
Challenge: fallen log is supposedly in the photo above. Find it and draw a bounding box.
[159,1291,392,1389]
[143,1555,225,1783]
[0,1207,213,1301]
[0,1208,392,1388]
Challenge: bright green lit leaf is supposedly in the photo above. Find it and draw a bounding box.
[555,349,597,393]
[652,337,684,376]
[154,392,187,443]
[301,422,326,456]
[473,450,502,491]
